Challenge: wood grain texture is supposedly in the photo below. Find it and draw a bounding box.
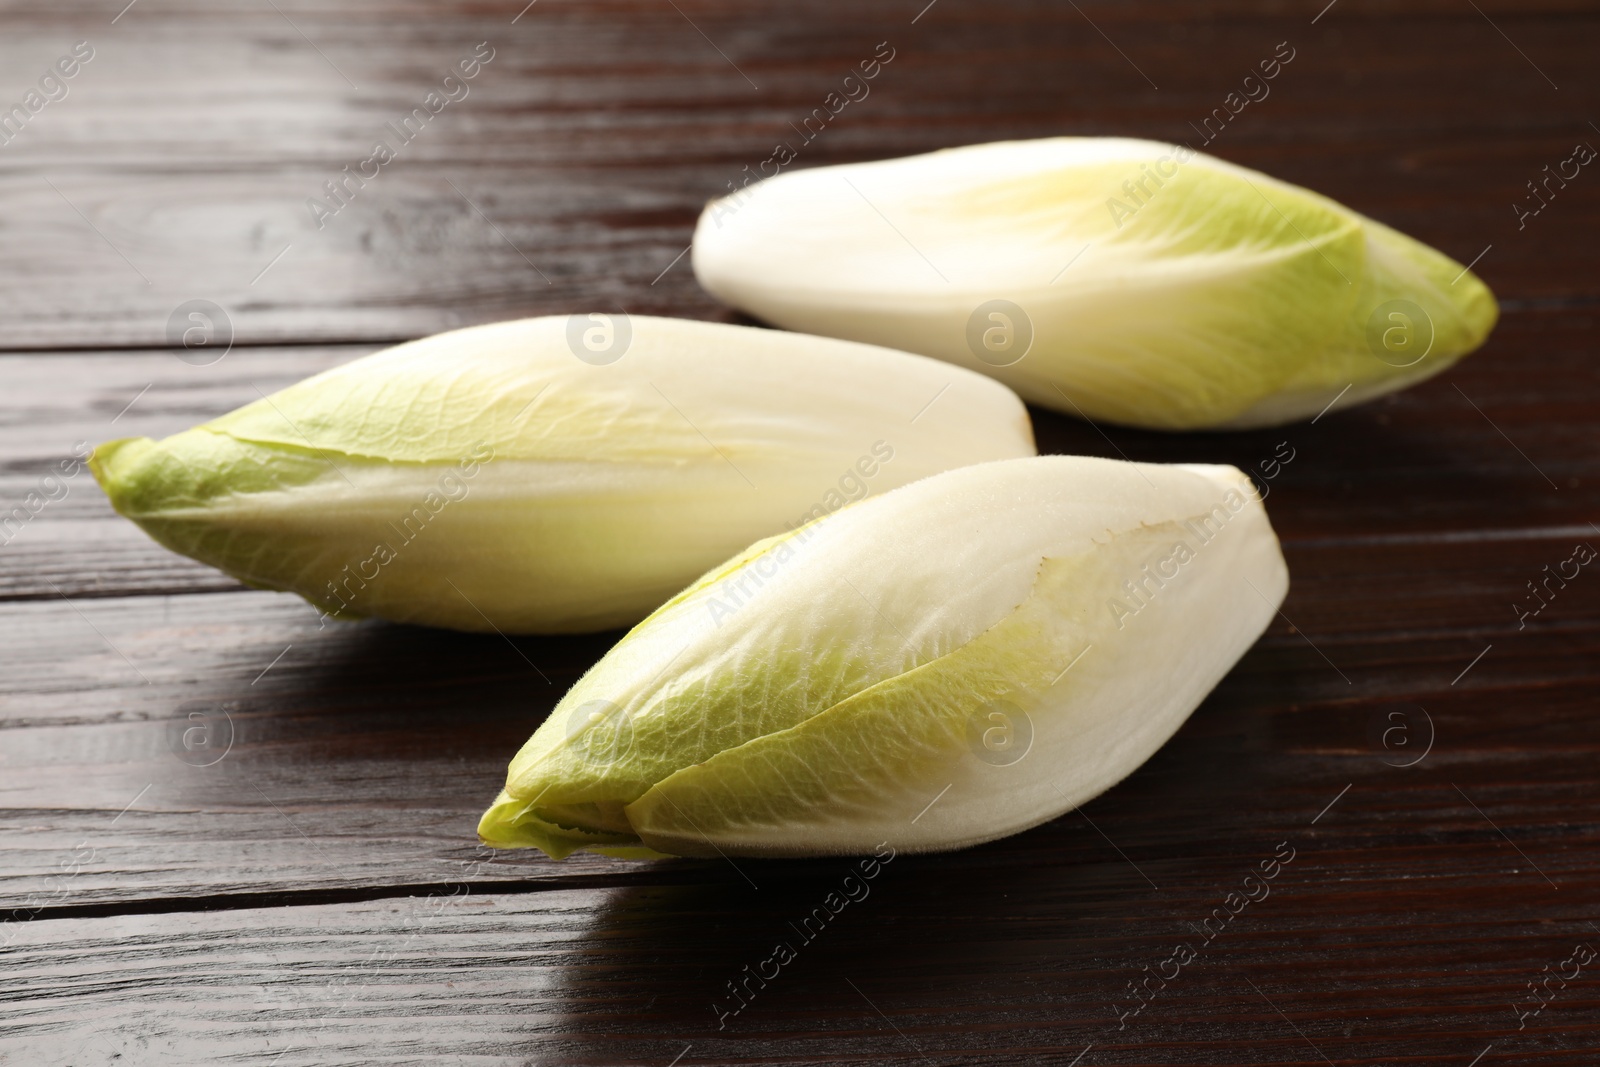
[0,1,1594,349]
[2,853,1597,1066]
[2,0,1599,1064]
[2,533,1596,907]
[3,305,1597,603]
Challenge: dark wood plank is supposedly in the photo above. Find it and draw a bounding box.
[3,524,1597,911]
[4,304,1594,602]
[2,823,1596,1065]
[0,589,654,909]
[1036,305,1600,540]
[0,1,1593,349]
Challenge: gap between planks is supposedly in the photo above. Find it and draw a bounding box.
[7,868,730,926]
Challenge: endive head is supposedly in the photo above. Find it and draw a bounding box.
[479,454,1288,859]
[692,137,1498,430]
[91,315,1035,634]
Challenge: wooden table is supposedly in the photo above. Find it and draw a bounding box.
[3,1,1597,1063]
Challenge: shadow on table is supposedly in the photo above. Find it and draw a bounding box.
[511,837,1134,1065]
